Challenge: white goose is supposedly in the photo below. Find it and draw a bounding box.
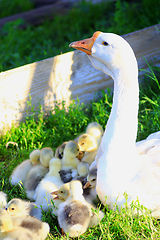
[70,31,160,217]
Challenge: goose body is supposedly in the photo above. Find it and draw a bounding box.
[35,157,63,212]
[136,131,160,155]
[0,209,49,240]
[0,209,34,240]
[51,182,70,217]
[25,164,49,200]
[9,149,40,186]
[77,162,89,177]
[57,180,104,236]
[57,180,92,237]
[10,159,32,186]
[10,215,49,240]
[61,141,80,170]
[84,167,98,204]
[70,32,160,217]
[60,141,80,182]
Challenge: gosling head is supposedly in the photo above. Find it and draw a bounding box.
[7,198,24,217]
[84,168,97,189]
[78,133,97,152]
[64,141,80,158]
[40,147,54,167]
[29,149,41,165]
[51,182,70,201]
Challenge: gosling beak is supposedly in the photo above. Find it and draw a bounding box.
[83,181,91,189]
[76,151,84,161]
[69,31,101,55]
[51,190,59,200]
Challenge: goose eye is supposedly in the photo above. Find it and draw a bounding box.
[92,179,96,182]
[102,41,109,46]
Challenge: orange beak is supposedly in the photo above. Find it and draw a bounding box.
[51,190,59,200]
[69,31,101,55]
[83,181,91,189]
[76,151,84,161]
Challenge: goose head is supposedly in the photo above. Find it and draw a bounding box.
[55,141,68,159]
[7,198,24,217]
[64,141,80,158]
[69,31,138,82]
[49,157,62,173]
[40,147,54,168]
[84,168,97,189]
[29,149,41,165]
[70,180,83,199]
[77,162,89,177]
[78,133,97,152]
[86,122,103,146]
[51,182,70,200]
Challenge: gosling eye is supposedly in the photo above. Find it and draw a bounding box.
[58,153,62,159]
[102,41,109,46]
[11,208,15,211]
[60,191,64,194]
[91,179,96,182]
[81,143,85,146]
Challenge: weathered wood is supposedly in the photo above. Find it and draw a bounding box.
[0,1,72,28]
[0,0,115,28]
[0,24,160,133]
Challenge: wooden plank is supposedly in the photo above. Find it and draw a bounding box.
[0,1,72,28]
[0,0,110,28]
[0,24,160,133]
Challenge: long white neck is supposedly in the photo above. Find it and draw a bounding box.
[98,66,140,183]
[105,71,139,147]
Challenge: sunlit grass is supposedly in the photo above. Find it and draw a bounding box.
[0,66,160,239]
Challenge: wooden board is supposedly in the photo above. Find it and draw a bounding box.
[0,1,72,28]
[0,0,109,28]
[0,24,160,133]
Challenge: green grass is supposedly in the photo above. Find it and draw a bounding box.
[0,0,34,18]
[0,66,160,239]
[0,0,160,238]
[0,0,160,72]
